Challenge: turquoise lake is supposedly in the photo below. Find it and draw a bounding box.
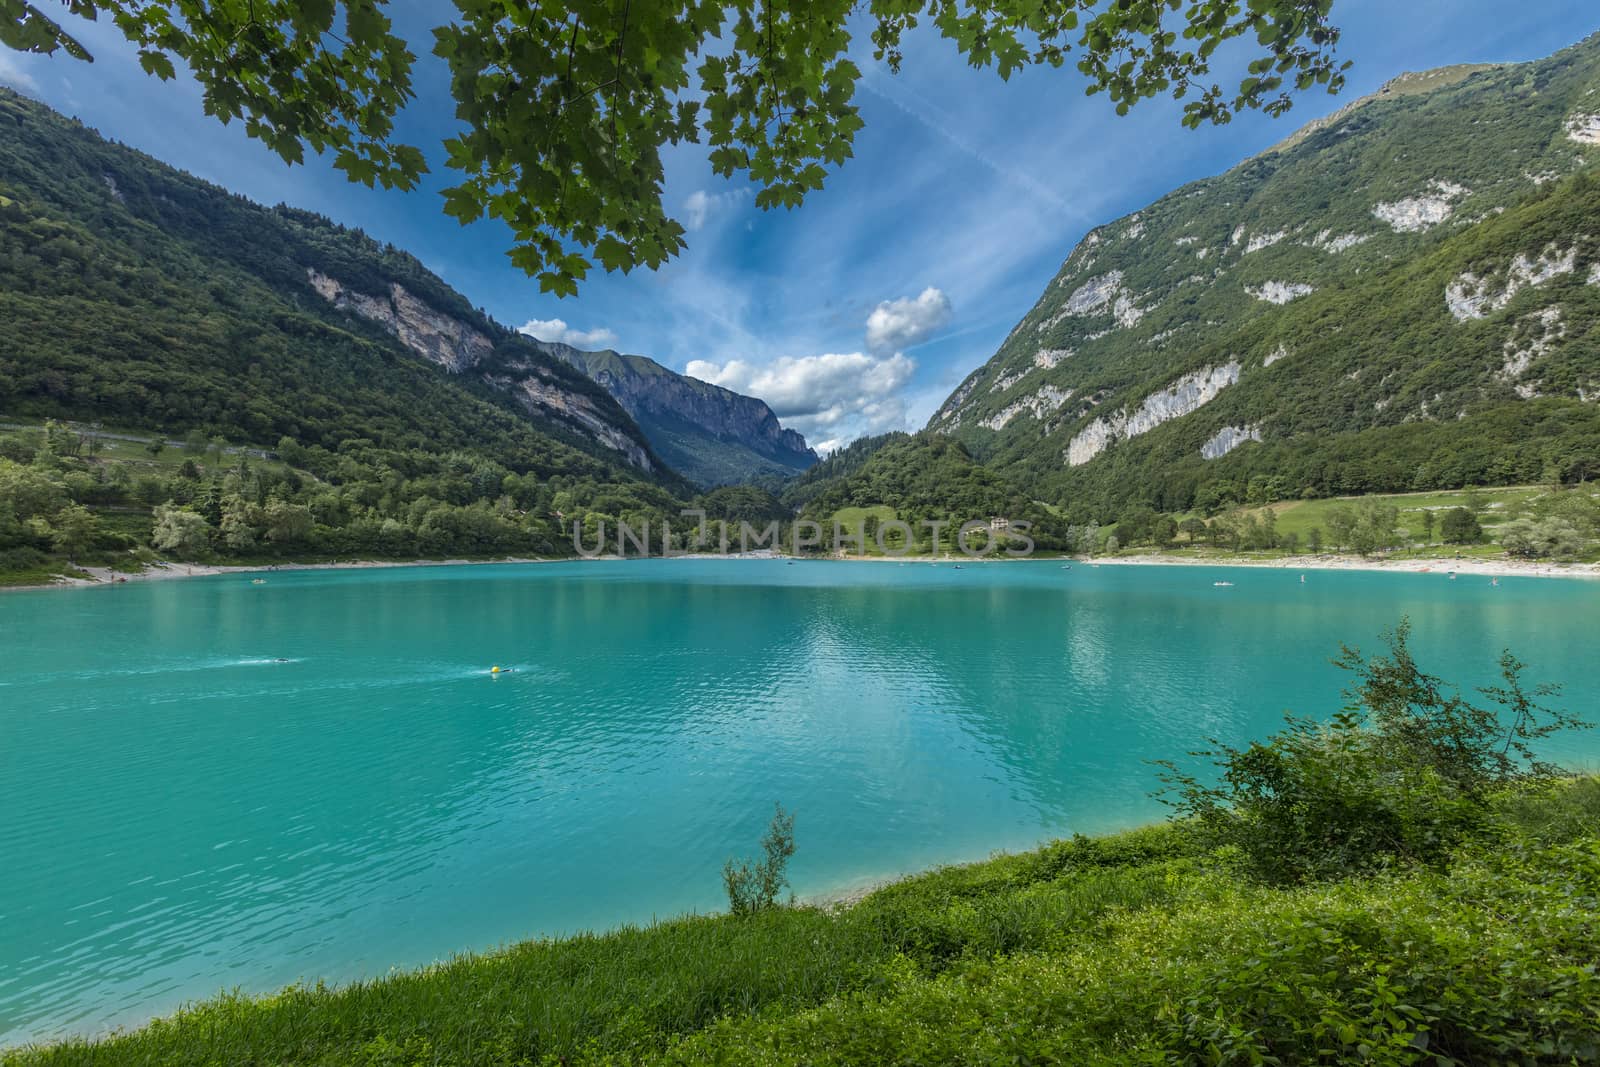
[2,558,1597,1045]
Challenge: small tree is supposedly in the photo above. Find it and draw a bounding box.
[723,804,796,917]
[1440,507,1483,545]
[151,506,213,559]
[1419,509,1436,546]
[1325,505,1356,552]
[1307,527,1323,554]
[51,504,100,563]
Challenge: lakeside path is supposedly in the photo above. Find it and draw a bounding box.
[6,548,1597,592]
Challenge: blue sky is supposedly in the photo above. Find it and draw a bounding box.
[1,3,1595,452]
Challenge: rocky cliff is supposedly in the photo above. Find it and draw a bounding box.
[301,269,658,472]
[525,340,818,487]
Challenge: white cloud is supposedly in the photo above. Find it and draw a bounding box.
[518,318,618,350]
[686,351,916,453]
[682,188,749,231]
[0,52,41,94]
[865,287,952,354]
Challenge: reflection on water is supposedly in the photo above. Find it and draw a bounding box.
[1,559,1596,1044]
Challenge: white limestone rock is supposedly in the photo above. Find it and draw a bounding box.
[1500,306,1564,391]
[1064,271,1125,315]
[1245,231,1287,254]
[1200,424,1262,459]
[307,268,494,373]
[1567,113,1600,145]
[1263,344,1290,367]
[1311,230,1370,253]
[1034,348,1071,370]
[990,369,1028,393]
[1374,181,1468,233]
[982,386,1075,431]
[1247,281,1315,304]
[1445,245,1577,321]
[1066,362,1242,466]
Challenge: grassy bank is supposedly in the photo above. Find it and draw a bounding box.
[8,781,1599,1067]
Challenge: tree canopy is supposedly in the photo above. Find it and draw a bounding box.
[3,0,1348,294]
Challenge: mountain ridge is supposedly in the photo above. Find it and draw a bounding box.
[524,339,818,487]
[925,31,1600,520]
[0,87,815,492]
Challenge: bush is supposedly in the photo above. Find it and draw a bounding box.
[723,804,796,916]
[1157,620,1589,883]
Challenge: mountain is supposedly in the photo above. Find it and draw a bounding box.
[0,88,691,489]
[778,431,908,511]
[524,339,817,487]
[793,433,1071,549]
[929,34,1600,520]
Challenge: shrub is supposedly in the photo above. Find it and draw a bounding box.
[1157,620,1588,883]
[723,804,796,916]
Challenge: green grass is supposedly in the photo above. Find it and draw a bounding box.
[8,789,1599,1067]
[1262,485,1553,544]
[1135,484,1600,562]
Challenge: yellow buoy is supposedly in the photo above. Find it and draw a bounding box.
[491,666,501,674]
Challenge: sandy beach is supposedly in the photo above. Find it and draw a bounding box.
[8,547,1597,592]
[1085,552,1600,580]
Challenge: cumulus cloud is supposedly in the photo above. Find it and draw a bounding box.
[682,188,749,231]
[865,287,952,354]
[0,52,40,94]
[686,351,916,453]
[518,318,618,350]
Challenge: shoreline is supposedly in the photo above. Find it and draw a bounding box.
[6,547,1596,592]
[1084,552,1600,580]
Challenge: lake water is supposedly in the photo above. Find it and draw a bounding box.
[2,559,1596,1044]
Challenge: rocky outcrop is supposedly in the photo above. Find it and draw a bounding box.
[1311,230,1369,253]
[1042,271,1146,332]
[1373,181,1468,233]
[496,372,653,471]
[1247,281,1315,304]
[1500,306,1564,397]
[1445,245,1577,321]
[1066,361,1242,466]
[1201,424,1263,459]
[307,269,494,373]
[981,386,1074,431]
[1567,113,1600,145]
[1244,231,1287,254]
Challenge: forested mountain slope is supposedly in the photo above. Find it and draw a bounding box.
[528,340,817,487]
[0,88,678,485]
[931,34,1600,520]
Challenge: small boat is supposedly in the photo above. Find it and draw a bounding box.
[1213,581,1234,587]
[250,578,266,585]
